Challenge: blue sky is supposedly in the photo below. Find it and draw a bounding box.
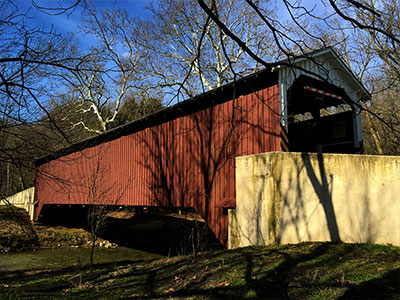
[15,0,322,31]
[14,0,327,51]
[15,0,152,39]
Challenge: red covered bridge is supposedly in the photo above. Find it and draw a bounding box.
[34,48,369,247]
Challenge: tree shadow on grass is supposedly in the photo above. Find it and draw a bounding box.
[0,260,140,286]
[135,243,398,300]
[3,244,399,299]
[242,243,333,299]
[125,243,333,299]
[338,268,400,300]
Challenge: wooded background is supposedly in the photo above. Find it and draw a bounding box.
[0,0,398,196]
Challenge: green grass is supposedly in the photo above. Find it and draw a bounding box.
[1,242,399,299]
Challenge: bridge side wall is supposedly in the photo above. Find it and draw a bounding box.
[35,85,280,246]
[231,152,400,248]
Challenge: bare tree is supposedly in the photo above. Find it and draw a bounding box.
[193,0,398,82]
[56,7,152,134]
[361,68,400,154]
[0,1,163,194]
[135,0,278,101]
[0,0,89,195]
[191,0,400,154]
[85,148,130,267]
[330,0,400,154]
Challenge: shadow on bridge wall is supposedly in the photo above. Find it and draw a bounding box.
[300,153,340,242]
[135,88,280,246]
[232,152,400,248]
[34,85,280,247]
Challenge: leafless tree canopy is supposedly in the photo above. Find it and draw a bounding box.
[0,0,87,195]
[1,0,400,195]
[194,0,399,154]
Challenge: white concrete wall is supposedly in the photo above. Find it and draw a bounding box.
[4,187,35,220]
[230,152,400,248]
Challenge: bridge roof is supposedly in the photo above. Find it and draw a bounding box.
[35,47,369,167]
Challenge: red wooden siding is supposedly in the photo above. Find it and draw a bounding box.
[35,85,280,246]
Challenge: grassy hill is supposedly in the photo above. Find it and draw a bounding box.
[1,242,399,299]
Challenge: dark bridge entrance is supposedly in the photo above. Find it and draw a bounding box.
[287,75,363,154]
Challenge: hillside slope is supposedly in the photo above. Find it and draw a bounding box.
[1,242,399,299]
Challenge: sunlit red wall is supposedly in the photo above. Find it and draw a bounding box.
[35,84,280,246]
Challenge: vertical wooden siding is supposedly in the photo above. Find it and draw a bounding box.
[35,85,280,246]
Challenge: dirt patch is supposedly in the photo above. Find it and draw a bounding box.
[35,225,91,249]
[151,207,205,222]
